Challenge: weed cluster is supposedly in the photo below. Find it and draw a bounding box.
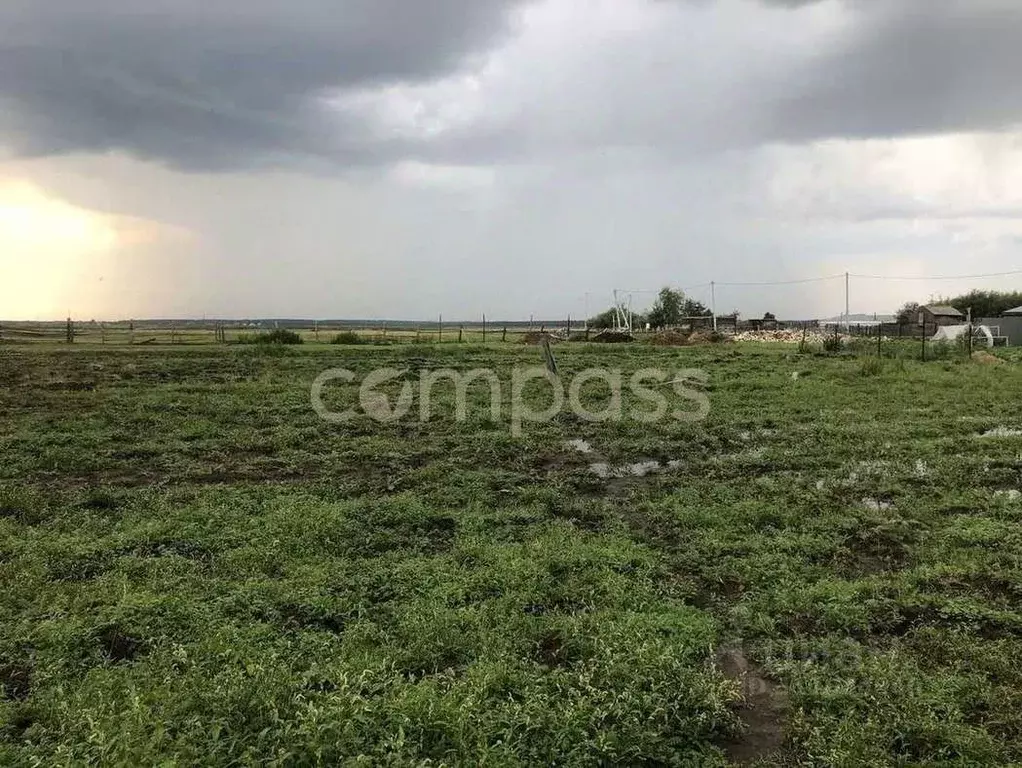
[239,329,304,346]
[330,331,364,345]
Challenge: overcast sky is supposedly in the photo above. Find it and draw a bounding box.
[2,0,1022,320]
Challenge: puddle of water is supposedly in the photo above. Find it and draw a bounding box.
[981,427,1022,438]
[589,460,681,479]
[861,498,894,512]
[627,461,661,477]
[565,439,595,455]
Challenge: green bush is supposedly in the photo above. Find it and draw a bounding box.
[822,334,844,354]
[330,331,363,345]
[240,329,304,346]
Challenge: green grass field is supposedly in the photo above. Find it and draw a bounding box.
[2,341,1022,765]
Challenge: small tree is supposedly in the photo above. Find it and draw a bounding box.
[647,287,686,329]
[896,302,921,325]
[588,307,619,330]
[682,298,712,317]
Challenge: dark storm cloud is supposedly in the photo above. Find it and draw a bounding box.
[0,0,525,169]
[767,1,1022,142]
[3,0,1022,172]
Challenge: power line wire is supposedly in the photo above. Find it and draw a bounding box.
[851,269,1022,281]
[714,274,845,287]
[681,268,1022,289]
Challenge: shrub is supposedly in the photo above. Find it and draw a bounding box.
[823,334,844,354]
[240,329,304,346]
[330,331,363,345]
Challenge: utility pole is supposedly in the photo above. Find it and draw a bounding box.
[711,281,717,332]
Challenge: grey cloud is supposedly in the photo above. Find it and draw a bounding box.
[4,0,1022,173]
[766,1,1022,143]
[0,0,525,169]
[426,0,1022,170]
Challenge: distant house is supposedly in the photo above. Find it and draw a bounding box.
[1003,306,1022,317]
[919,305,964,327]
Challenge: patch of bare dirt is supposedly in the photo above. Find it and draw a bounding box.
[649,330,691,346]
[0,662,32,701]
[716,647,789,766]
[532,629,582,668]
[688,330,731,345]
[97,626,146,664]
[972,351,1003,365]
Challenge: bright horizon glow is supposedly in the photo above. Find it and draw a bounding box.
[0,180,122,319]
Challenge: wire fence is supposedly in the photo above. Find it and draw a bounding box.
[0,317,1011,362]
[0,319,604,346]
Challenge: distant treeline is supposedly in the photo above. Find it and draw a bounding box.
[897,290,1022,323]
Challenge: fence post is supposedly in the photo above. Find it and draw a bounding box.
[921,322,926,362]
[66,317,74,344]
[482,314,487,344]
[502,327,507,342]
[438,315,443,344]
[459,325,464,343]
[876,323,882,357]
[967,307,973,359]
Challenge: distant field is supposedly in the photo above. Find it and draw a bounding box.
[2,342,1022,765]
[0,321,587,346]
